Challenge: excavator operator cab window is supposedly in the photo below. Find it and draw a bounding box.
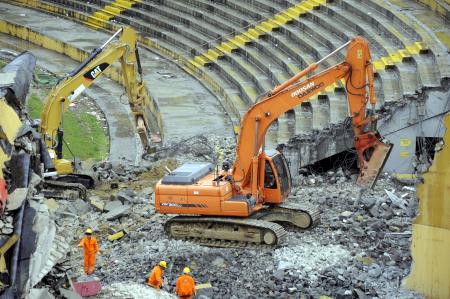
[264,161,277,189]
[271,153,290,194]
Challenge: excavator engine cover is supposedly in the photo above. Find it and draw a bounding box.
[161,162,214,185]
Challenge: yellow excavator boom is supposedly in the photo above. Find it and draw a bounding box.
[39,26,153,174]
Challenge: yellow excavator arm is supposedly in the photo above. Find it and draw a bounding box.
[40,27,152,174]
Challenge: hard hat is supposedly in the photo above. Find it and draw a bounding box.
[183,267,190,274]
[85,228,93,234]
[159,260,167,268]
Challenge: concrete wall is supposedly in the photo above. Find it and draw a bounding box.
[380,85,450,176]
[404,113,450,299]
[283,82,450,181]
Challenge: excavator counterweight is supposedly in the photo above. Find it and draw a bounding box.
[155,37,392,247]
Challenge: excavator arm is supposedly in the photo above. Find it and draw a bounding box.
[40,27,153,173]
[232,36,392,191]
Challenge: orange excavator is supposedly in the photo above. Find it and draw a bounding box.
[155,37,393,247]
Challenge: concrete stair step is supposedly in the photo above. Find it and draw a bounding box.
[93,11,113,21]
[104,5,122,15]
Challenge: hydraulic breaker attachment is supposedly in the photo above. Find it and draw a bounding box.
[354,131,393,189]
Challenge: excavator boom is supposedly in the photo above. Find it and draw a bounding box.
[232,36,392,191]
[40,27,154,174]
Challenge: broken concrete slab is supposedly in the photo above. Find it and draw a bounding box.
[1,227,13,234]
[104,200,123,212]
[73,199,90,215]
[29,172,42,188]
[6,187,28,211]
[59,287,82,299]
[384,189,408,210]
[25,201,76,293]
[118,189,136,198]
[340,211,353,218]
[196,283,213,298]
[103,205,131,221]
[27,288,55,299]
[89,196,105,212]
[140,187,153,197]
[45,198,59,211]
[101,282,176,298]
[116,193,133,205]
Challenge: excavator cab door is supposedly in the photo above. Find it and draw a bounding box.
[262,151,291,204]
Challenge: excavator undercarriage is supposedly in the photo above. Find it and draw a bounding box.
[165,201,320,248]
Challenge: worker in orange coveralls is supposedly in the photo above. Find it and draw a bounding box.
[79,228,99,275]
[176,267,196,299]
[148,260,167,289]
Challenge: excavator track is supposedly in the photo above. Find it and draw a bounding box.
[165,216,287,249]
[43,180,87,199]
[254,201,320,229]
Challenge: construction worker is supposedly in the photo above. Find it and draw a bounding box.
[176,267,196,299]
[148,260,167,289]
[79,228,99,275]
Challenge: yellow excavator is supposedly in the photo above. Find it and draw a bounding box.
[39,27,155,189]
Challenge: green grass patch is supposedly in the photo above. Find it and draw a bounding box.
[28,93,43,119]
[0,60,6,68]
[28,93,109,161]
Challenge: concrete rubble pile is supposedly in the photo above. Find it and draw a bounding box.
[144,135,236,165]
[0,52,89,298]
[32,142,423,298]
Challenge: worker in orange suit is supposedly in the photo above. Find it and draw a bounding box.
[176,267,196,299]
[148,260,167,289]
[79,228,99,275]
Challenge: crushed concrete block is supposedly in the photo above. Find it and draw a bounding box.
[340,211,353,218]
[29,172,42,188]
[140,187,154,197]
[119,189,136,198]
[368,263,382,278]
[103,205,131,221]
[27,288,55,299]
[59,288,82,299]
[277,260,294,271]
[104,200,123,212]
[73,199,90,215]
[6,187,28,211]
[211,257,226,268]
[385,189,408,210]
[273,269,285,280]
[388,225,401,232]
[196,283,213,298]
[116,193,133,205]
[356,255,374,266]
[102,282,176,298]
[45,198,59,211]
[359,196,377,208]
[2,227,13,234]
[288,287,297,294]
[368,205,379,217]
[89,196,105,212]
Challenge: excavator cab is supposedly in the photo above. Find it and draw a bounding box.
[262,150,291,204]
